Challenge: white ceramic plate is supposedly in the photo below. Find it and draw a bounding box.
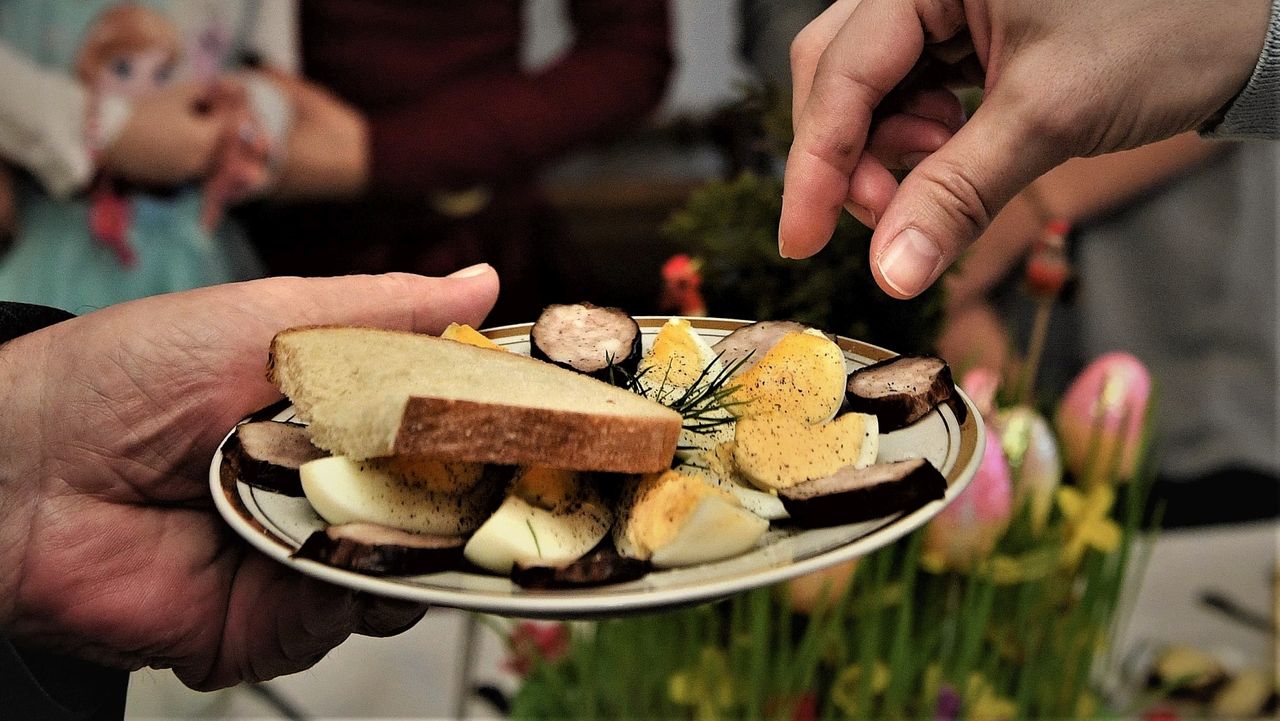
[210,317,983,619]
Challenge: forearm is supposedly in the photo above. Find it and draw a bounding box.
[1030,133,1221,223]
[271,113,369,200]
[949,133,1219,306]
[367,0,670,196]
[943,133,1220,375]
[946,193,1045,310]
[267,76,369,201]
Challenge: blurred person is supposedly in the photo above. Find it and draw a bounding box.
[741,0,830,89]
[0,265,500,720]
[0,1,362,313]
[245,0,673,323]
[939,134,1278,526]
[779,0,1275,299]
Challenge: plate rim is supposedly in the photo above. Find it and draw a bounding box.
[209,316,984,618]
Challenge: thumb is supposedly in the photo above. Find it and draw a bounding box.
[91,264,501,343]
[243,264,502,334]
[868,96,1061,298]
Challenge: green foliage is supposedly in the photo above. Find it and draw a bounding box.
[505,397,1164,720]
[506,473,1155,721]
[662,172,945,353]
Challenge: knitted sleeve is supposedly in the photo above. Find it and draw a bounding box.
[1204,0,1280,139]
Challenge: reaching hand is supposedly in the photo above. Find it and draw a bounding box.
[780,0,1270,298]
[0,267,499,690]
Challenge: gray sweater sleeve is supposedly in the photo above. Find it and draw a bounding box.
[1204,0,1280,139]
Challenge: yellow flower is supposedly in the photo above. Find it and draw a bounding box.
[969,692,1017,721]
[984,549,1057,585]
[922,664,942,699]
[1075,692,1098,719]
[987,555,1025,585]
[921,548,949,574]
[830,662,890,715]
[965,673,1017,721]
[668,648,735,721]
[1057,485,1121,567]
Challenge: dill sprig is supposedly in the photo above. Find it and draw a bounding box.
[526,518,543,559]
[608,357,656,396]
[660,351,755,437]
[611,343,755,437]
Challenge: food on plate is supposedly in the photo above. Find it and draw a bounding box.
[294,523,466,575]
[636,317,740,458]
[299,455,506,535]
[512,546,650,589]
[613,469,769,568]
[221,420,327,496]
[680,450,789,520]
[463,466,613,574]
[531,302,641,380]
[226,309,966,586]
[844,354,964,431]
[779,458,948,528]
[441,322,504,350]
[637,317,722,395]
[726,330,847,423]
[373,456,493,494]
[269,326,682,473]
[711,320,813,376]
[733,411,878,491]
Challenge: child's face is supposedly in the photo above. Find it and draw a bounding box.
[97,48,175,100]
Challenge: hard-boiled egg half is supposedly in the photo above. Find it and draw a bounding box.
[463,466,612,574]
[300,456,501,535]
[638,318,735,458]
[614,469,768,568]
[727,330,847,424]
[733,411,879,491]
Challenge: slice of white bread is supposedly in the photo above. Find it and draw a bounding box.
[268,326,683,473]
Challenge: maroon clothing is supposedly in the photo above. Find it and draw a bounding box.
[248,0,672,322]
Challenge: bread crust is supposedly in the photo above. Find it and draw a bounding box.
[396,397,680,473]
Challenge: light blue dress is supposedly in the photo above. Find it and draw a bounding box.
[0,0,261,313]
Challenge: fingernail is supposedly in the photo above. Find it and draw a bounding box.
[879,228,944,297]
[447,263,492,279]
[901,152,930,168]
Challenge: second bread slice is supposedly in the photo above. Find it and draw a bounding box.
[269,326,683,473]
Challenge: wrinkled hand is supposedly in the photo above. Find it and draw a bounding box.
[781,0,1269,298]
[0,267,499,689]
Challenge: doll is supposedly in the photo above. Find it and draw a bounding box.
[77,4,182,266]
[0,1,269,312]
[77,4,269,260]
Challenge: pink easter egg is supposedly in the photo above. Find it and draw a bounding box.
[923,428,1013,569]
[1055,352,1152,484]
[959,367,1001,420]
